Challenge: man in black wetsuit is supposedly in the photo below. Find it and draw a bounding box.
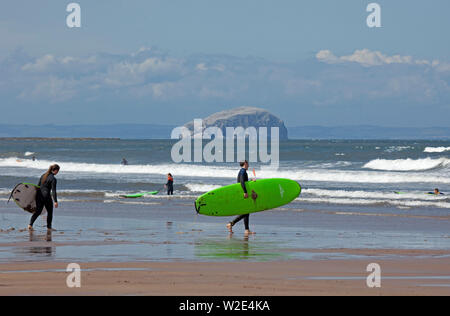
[28,164,60,231]
[226,160,255,235]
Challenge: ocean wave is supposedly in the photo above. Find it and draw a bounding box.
[185,183,221,192]
[303,188,448,201]
[424,146,450,153]
[363,158,450,171]
[298,197,450,209]
[2,157,450,184]
[24,152,35,157]
[384,146,413,153]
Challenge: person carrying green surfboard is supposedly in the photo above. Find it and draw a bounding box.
[226,160,256,235]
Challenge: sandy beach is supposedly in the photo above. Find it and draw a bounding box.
[2,0,450,299]
[1,250,449,296]
[1,139,450,296]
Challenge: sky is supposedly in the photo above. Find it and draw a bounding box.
[0,0,449,127]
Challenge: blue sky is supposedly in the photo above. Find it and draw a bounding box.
[1,0,449,127]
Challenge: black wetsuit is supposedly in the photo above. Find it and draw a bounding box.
[166,178,174,195]
[230,168,249,230]
[30,173,57,229]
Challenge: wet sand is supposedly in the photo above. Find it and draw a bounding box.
[0,197,449,295]
[0,251,449,296]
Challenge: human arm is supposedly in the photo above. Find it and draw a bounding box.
[52,177,58,206]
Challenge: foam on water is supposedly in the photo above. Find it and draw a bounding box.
[1,157,450,184]
[301,188,450,209]
[298,197,450,209]
[424,147,450,153]
[363,157,450,171]
[185,183,221,192]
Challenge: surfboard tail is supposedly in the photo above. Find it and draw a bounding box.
[8,183,22,204]
[194,201,199,214]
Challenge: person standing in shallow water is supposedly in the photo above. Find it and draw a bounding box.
[166,173,174,195]
[28,164,60,231]
[227,160,256,236]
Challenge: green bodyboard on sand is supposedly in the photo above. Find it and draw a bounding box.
[195,178,301,216]
[120,191,159,198]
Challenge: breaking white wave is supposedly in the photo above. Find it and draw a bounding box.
[185,183,221,192]
[299,188,450,209]
[2,157,450,184]
[298,197,450,209]
[424,147,450,153]
[303,188,447,201]
[24,152,35,156]
[384,146,413,153]
[363,158,450,171]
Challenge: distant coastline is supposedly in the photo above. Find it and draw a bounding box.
[1,124,449,140]
[0,137,120,141]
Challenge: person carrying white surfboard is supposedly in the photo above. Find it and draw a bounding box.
[28,164,60,231]
[226,160,256,235]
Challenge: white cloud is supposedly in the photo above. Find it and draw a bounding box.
[316,49,439,67]
[196,63,208,71]
[2,47,449,116]
[104,57,184,87]
[18,76,77,103]
[196,63,225,72]
[21,54,56,71]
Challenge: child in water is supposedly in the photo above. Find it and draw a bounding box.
[165,173,174,195]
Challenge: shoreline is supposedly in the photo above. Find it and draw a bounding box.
[0,137,121,141]
[1,253,449,295]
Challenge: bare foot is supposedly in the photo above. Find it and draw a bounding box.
[226,222,233,233]
[244,230,255,236]
[27,225,33,231]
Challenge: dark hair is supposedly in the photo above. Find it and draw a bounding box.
[435,188,439,191]
[168,173,172,177]
[42,164,60,183]
[239,160,248,167]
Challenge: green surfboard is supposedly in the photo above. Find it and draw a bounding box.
[120,191,159,198]
[195,178,301,216]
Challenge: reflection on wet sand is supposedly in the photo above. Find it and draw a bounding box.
[195,235,284,260]
[24,230,55,258]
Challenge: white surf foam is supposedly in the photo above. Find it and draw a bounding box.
[24,152,35,157]
[298,197,450,209]
[424,147,450,153]
[303,188,447,201]
[384,146,413,153]
[363,158,450,171]
[2,157,450,184]
[185,183,221,192]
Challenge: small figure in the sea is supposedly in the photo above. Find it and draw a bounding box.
[121,158,128,165]
[226,160,256,236]
[432,188,444,195]
[165,173,174,195]
[28,164,60,231]
[32,156,36,161]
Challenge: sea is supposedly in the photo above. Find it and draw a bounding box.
[1,139,449,210]
[0,138,449,262]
